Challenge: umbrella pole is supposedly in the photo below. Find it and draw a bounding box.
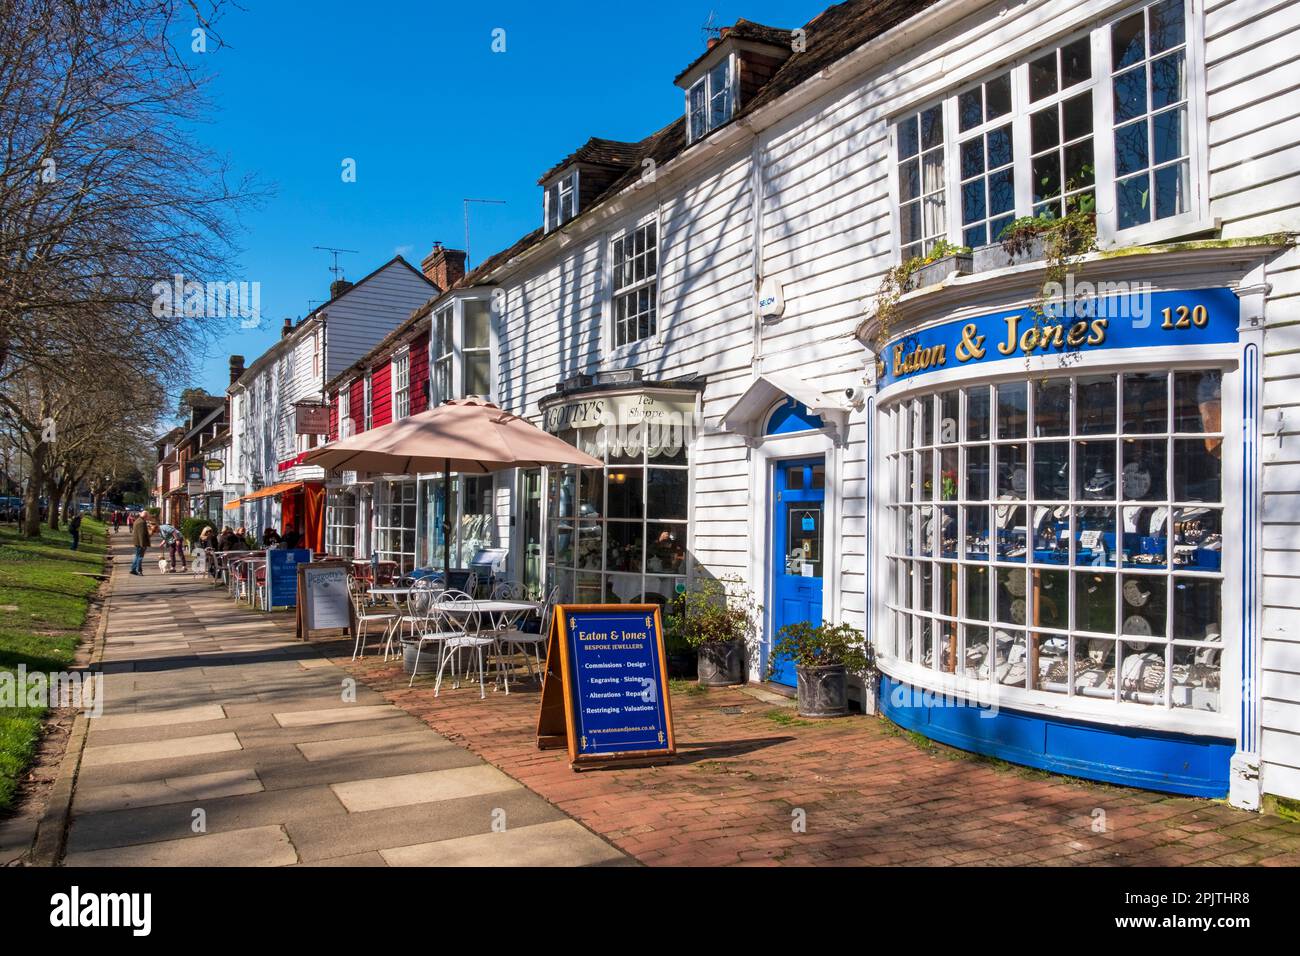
[442,458,451,576]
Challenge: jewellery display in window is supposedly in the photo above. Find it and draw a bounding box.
[1122,578,1151,607]
[1121,461,1152,499]
[1083,466,1115,500]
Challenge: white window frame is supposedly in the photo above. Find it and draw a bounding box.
[871,349,1239,739]
[544,170,579,232]
[686,55,734,144]
[363,373,372,431]
[392,347,410,421]
[429,294,499,404]
[339,380,353,438]
[888,0,1209,262]
[432,304,454,407]
[606,212,661,354]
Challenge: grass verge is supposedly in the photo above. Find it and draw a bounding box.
[0,518,106,811]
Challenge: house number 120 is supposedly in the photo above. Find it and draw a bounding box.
[1160,304,1209,330]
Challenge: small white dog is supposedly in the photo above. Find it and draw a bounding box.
[158,557,169,573]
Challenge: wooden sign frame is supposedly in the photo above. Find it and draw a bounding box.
[536,603,676,771]
[295,560,353,642]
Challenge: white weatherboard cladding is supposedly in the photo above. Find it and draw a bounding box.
[324,262,436,381]
[478,0,1300,798]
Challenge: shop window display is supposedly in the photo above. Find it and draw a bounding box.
[546,421,689,607]
[884,368,1224,712]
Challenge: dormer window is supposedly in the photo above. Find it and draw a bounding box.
[544,171,578,232]
[687,58,733,143]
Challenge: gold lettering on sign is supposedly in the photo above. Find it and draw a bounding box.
[954,323,986,362]
[997,315,1021,355]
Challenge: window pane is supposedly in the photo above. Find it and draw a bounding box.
[997,382,1028,439]
[463,300,491,348]
[1112,11,1146,70]
[1148,0,1186,54]
[897,115,919,158]
[1117,172,1150,228]
[1114,119,1149,176]
[1062,92,1093,143]
[605,467,644,519]
[647,468,688,519]
[985,72,1011,118]
[920,105,943,149]
[1034,379,1072,436]
[1113,65,1148,123]
[1029,52,1058,102]
[966,445,990,501]
[1123,371,1168,433]
[1122,440,1166,500]
[1174,370,1221,433]
[464,353,490,397]
[1033,570,1069,630]
[1077,441,1117,499]
[1151,52,1186,110]
[1153,105,1187,165]
[1061,36,1092,87]
[966,386,990,440]
[1121,575,1166,637]
[1078,377,1117,436]
[1173,438,1221,502]
[958,88,982,131]
[997,444,1027,498]
[1173,576,1220,641]
[1154,161,1189,219]
[1033,442,1070,501]
[1076,506,1116,567]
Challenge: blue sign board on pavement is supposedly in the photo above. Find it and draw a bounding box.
[267,548,311,608]
[536,604,676,768]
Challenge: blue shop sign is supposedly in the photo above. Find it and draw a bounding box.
[558,606,674,760]
[267,548,311,607]
[879,286,1239,387]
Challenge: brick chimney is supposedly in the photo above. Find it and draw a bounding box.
[281,317,293,338]
[330,278,353,299]
[421,242,467,292]
[229,355,245,385]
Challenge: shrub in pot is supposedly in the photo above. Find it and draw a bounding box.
[769,620,874,718]
[666,576,759,687]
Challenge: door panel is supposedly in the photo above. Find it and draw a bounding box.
[769,457,826,687]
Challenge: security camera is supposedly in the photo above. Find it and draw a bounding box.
[844,385,867,410]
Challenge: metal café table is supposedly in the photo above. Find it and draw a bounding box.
[367,586,415,658]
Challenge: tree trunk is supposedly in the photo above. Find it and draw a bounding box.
[22,441,46,538]
[47,475,62,530]
[62,482,77,527]
[93,490,104,521]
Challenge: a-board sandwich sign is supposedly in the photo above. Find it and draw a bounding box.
[295,560,352,641]
[536,604,675,770]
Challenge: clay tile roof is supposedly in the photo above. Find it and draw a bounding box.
[537,137,641,185]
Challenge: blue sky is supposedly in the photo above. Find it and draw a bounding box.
[181,0,826,406]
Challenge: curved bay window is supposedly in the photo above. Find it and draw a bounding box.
[546,421,689,607]
[882,368,1226,713]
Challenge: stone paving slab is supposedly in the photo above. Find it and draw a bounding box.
[73,769,265,814]
[65,824,299,867]
[80,732,243,768]
[56,539,629,868]
[381,820,628,867]
[330,766,521,813]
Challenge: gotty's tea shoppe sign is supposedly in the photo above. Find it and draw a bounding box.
[878,287,1239,387]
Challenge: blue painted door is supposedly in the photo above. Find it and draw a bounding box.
[770,457,825,687]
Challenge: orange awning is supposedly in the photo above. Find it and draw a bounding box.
[223,499,243,511]
[239,481,305,502]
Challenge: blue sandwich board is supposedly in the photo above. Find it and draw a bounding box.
[266,548,311,608]
[536,604,676,769]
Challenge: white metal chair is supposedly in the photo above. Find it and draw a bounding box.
[428,591,501,698]
[350,581,399,660]
[386,577,439,660]
[490,581,527,600]
[495,585,557,687]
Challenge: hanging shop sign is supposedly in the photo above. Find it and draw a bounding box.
[295,560,352,641]
[536,604,675,770]
[204,458,224,472]
[294,403,329,435]
[878,286,1239,387]
[185,461,204,482]
[266,548,311,608]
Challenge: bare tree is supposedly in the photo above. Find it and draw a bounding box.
[0,0,260,536]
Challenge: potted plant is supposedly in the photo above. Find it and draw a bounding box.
[666,576,759,687]
[769,620,874,718]
[911,238,973,289]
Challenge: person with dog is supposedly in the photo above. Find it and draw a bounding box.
[131,512,151,575]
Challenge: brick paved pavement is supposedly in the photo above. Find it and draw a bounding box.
[336,648,1300,867]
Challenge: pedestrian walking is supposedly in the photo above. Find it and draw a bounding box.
[130,512,150,575]
[68,511,83,551]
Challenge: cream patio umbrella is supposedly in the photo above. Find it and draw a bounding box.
[302,397,601,574]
